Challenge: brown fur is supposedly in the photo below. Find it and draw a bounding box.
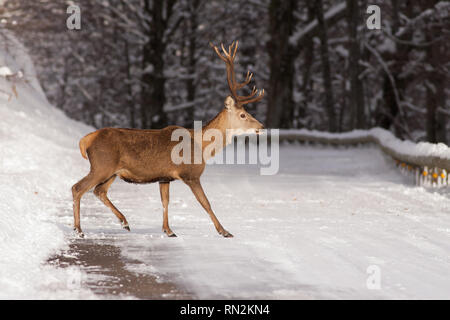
[79,131,99,160]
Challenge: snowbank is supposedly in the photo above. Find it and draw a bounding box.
[279,128,450,171]
[0,31,95,298]
[0,31,46,100]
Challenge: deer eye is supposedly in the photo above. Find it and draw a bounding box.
[240,113,246,119]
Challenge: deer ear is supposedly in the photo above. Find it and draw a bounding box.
[224,96,235,111]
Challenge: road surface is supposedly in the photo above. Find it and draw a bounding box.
[49,145,450,299]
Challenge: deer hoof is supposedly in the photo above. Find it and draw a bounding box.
[74,228,85,238]
[220,230,233,238]
[121,222,130,231]
[164,229,177,237]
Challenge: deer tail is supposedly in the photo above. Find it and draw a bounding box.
[79,131,98,160]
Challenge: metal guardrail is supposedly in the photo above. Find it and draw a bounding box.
[277,128,449,187]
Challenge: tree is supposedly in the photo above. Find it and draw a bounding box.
[185,0,201,123]
[424,0,448,143]
[3,0,447,142]
[346,0,365,129]
[140,0,181,129]
[315,0,337,132]
[266,0,297,128]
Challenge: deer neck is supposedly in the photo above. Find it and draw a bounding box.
[200,109,232,160]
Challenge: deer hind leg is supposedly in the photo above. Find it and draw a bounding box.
[93,175,130,231]
[72,171,106,237]
[183,178,233,238]
[159,182,176,237]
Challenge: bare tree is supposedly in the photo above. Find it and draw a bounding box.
[315,0,337,132]
[266,0,297,128]
[346,0,365,129]
[141,0,182,128]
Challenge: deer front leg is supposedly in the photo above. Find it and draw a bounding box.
[184,179,233,238]
[159,182,176,237]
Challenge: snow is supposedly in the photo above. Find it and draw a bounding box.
[0,31,46,99]
[1,33,449,299]
[76,145,450,299]
[395,2,450,38]
[280,128,450,164]
[378,38,397,54]
[289,2,347,45]
[0,66,13,76]
[0,34,95,299]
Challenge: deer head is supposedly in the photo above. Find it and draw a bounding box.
[210,41,265,135]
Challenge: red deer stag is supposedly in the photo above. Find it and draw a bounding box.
[71,41,265,238]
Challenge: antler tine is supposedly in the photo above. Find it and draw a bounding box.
[221,41,238,62]
[221,43,231,60]
[239,89,265,105]
[215,47,227,62]
[232,40,238,60]
[250,86,258,96]
[236,71,253,90]
[210,42,227,62]
[239,86,258,100]
[247,71,253,82]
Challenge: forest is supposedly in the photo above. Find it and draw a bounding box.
[1,0,450,301]
[1,0,448,143]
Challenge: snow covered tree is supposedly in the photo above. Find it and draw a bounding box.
[1,0,448,142]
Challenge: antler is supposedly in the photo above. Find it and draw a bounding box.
[210,41,265,107]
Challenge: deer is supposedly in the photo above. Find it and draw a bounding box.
[71,41,265,238]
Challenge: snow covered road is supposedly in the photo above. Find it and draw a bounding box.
[2,35,449,300]
[53,145,450,299]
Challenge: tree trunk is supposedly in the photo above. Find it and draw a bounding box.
[124,39,135,128]
[376,0,418,138]
[436,106,447,144]
[266,0,297,128]
[186,0,199,124]
[425,85,437,143]
[315,0,337,132]
[425,6,446,144]
[346,0,365,129]
[140,0,169,129]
